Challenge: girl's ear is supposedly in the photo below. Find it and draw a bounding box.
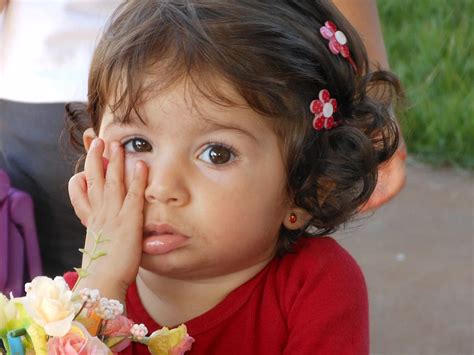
[282,207,312,230]
[83,128,96,152]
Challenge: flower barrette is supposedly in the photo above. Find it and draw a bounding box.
[320,20,357,72]
[310,89,339,130]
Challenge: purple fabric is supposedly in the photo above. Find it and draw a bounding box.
[0,99,85,276]
[0,169,43,296]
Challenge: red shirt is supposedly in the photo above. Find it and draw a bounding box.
[66,237,368,354]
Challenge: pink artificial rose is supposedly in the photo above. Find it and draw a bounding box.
[103,315,134,352]
[102,315,133,337]
[47,321,110,355]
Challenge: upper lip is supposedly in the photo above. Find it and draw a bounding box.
[143,223,187,238]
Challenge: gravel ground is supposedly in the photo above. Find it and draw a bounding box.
[336,160,473,355]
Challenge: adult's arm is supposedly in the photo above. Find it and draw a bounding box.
[333,0,389,70]
[0,0,7,13]
[334,0,407,211]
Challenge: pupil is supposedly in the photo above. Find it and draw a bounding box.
[133,139,149,152]
[209,146,230,164]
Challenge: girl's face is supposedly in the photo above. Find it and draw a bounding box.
[97,80,293,280]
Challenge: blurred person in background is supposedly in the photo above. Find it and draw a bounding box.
[0,0,119,276]
[0,0,405,277]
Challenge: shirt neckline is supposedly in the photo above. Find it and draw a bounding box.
[127,262,274,336]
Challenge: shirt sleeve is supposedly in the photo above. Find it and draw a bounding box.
[283,239,369,355]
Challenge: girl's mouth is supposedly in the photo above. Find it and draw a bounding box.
[142,223,189,255]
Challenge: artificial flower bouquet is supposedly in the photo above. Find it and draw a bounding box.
[0,276,194,354]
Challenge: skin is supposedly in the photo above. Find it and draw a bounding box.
[0,0,7,13]
[333,0,389,70]
[69,80,308,326]
[334,0,407,211]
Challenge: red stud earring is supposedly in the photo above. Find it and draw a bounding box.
[289,213,297,224]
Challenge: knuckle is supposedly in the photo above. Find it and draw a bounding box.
[126,189,139,201]
[68,173,81,188]
[125,187,143,204]
[86,176,96,188]
[104,178,119,190]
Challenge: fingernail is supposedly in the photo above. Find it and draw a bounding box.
[135,161,142,171]
[135,161,145,174]
[91,137,100,149]
[111,141,120,153]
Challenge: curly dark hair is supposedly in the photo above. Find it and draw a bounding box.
[66,0,401,254]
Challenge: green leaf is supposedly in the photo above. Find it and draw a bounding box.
[74,267,89,278]
[78,248,91,256]
[105,335,130,349]
[91,250,107,260]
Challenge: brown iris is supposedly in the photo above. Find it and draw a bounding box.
[132,138,151,152]
[208,145,232,164]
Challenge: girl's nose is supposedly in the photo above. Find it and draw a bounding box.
[144,159,190,206]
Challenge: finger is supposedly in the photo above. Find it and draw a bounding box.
[121,160,148,221]
[103,141,125,216]
[84,137,105,209]
[68,172,91,226]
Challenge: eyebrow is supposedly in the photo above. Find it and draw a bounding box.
[102,114,146,129]
[103,113,259,143]
[198,116,259,142]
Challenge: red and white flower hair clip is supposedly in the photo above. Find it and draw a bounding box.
[320,20,357,72]
[310,89,339,131]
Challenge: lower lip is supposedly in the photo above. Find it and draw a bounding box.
[142,234,188,255]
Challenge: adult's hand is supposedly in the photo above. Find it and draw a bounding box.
[334,0,407,210]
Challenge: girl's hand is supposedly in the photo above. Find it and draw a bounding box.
[68,138,148,301]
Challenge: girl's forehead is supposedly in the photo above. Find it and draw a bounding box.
[106,75,257,126]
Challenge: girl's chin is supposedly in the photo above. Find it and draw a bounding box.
[139,252,196,277]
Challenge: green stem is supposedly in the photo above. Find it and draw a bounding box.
[72,230,104,293]
[99,320,108,341]
[73,301,87,320]
[1,335,11,355]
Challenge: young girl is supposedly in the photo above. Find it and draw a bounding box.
[66,0,400,353]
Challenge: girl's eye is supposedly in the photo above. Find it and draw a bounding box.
[123,138,152,153]
[199,144,236,165]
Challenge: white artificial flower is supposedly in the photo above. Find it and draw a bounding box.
[21,276,79,337]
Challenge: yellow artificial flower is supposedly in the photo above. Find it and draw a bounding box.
[147,324,194,355]
[0,294,17,330]
[1,297,47,355]
[24,320,47,355]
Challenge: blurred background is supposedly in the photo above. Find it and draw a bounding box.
[338,0,473,354]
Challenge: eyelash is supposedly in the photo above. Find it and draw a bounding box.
[122,137,151,153]
[121,138,239,163]
[203,141,238,153]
